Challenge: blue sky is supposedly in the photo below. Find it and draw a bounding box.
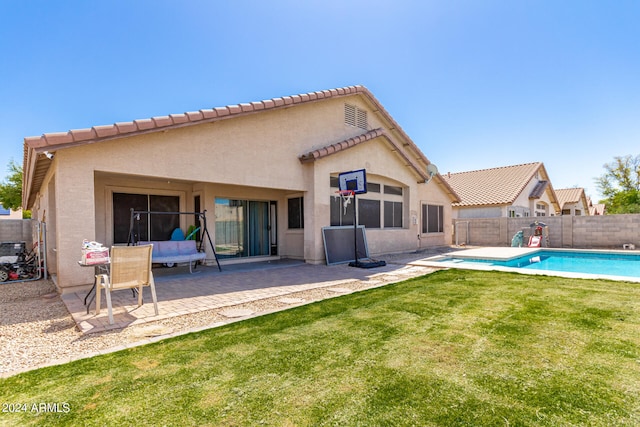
[2,0,639,201]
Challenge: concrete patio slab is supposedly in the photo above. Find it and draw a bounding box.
[62,256,443,334]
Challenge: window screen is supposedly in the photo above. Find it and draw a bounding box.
[384,201,403,228]
[422,204,444,233]
[358,199,380,228]
[288,197,304,229]
[113,193,179,243]
[384,185,403,195]
[330,196,354,226]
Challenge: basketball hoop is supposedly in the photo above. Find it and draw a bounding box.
[335,190,355,215]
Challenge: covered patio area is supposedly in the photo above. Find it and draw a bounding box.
[62,256,440,334]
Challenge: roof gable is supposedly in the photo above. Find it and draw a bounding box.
[556,188,588,210]
[529,180,549,199]
[444,162,561,212]
[298,128,459,201]
[23,85,459,207]
[24,86,369,152]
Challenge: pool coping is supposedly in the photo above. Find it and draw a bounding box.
[411,247,640,283]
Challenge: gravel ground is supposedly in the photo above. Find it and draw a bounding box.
[1,252,447,378]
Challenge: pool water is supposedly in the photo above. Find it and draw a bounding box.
[448,250,640,279]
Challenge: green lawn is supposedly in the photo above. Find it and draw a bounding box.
[2,269,640,426]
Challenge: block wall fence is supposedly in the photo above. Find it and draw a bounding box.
[453,214,640,249]
[4,217,639,256]
[0,219,34,249]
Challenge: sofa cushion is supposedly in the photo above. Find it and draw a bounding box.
[138,241,204,263]
[177,240,197,255]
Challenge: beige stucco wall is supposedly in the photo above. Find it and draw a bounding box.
[29,94,453,291]
[307,139,454,261]
[512,177,557,217]
[562,200,588,216]
[0,208,23,220]
[417,177,454,249]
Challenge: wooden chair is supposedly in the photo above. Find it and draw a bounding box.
[95,244,158,324]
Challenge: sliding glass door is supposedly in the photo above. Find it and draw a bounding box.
[248,201,270,256]
[215,198,273,258]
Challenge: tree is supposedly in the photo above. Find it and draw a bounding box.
[0,159,31,218]
[595,154,640,214]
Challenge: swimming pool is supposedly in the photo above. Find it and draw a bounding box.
[423,248,640,281]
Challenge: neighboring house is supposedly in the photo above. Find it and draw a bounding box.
[587,197,607,215]
[0,205,22,219]
[443,162,561,219]
[556,188,590,216]
[22,85,459,292]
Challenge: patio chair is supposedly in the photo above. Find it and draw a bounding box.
[95,244,158,324]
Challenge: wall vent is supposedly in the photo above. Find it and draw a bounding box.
[344,104,367,130]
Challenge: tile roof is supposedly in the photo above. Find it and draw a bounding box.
[443,162,548,207]
[555,188,585,208]
[299,128,441,184]
[24,85,370,151]
[23,85,460,207]
[297,128,459,200]
[299,128,386,163]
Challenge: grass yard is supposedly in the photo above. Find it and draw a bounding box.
[1,269,640,426]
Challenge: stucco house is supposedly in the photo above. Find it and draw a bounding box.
[0,205,22,219]
[555,188,591,216]
[22,85,459,292]
[443,162,561,219]
[588,197,606,216]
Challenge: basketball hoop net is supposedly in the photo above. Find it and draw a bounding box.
[335,190,355,215]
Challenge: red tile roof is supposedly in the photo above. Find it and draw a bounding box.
[299,128,386,163]
[24,86,368,150]
[23,85,460,207]
[298,128,455,191]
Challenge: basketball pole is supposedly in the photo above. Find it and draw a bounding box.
[353,193,358,267]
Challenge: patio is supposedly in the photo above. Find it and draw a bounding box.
[62,255,441,334]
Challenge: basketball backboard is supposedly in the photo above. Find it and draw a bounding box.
[338,169,367,194]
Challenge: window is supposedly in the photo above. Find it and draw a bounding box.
[422,204,444,233]
[330,195,354,226]
[113,193,179,243]
[384,201,403,228]
[384,185,403,196]
[0,205,9,215]
[330,175,404,229]
[367,182,381,193]
[358,199,380,228]
[287,197,304,229]
[509,206,530,218]
[344,103,368,130]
